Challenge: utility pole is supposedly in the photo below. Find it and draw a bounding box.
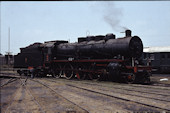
[7,27,10,66]
[8,27,10,55]
[5,27,11,67]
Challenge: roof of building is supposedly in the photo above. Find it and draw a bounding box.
[144,46,170,53]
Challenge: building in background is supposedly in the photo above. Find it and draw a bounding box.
[0,53,14,66]
[0,53,6,66]
[143,46,170,74]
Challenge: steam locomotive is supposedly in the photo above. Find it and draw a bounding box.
[14,30,151,84]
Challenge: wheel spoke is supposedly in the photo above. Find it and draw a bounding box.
[63,63,74,79]
[126,74,136,84]
[52,65,61,78]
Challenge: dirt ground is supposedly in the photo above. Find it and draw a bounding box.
[1,70,170,113]
[151,74,170,85]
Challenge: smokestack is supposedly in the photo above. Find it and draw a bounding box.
[125,30,131,37]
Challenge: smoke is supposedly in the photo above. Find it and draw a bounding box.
[95,2,129,32]
[90,1,128,32]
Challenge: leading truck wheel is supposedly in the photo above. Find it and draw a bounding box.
[63,63,74,79]
[125,74,136,84]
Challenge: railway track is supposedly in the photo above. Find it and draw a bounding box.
[150,82,170,87]
[1,75,88,113]
[1,72,169,112]
[18,78,46,113]
[0,73,23,88]
[70,83,170,103]
[30,79,89,113]
[46,78,170,96]
[1,78,21,113]
[66,84,170,112]
[1,76,46,113]
[79,81,170,97]
[1,77,18,87]
[43,78,170,112]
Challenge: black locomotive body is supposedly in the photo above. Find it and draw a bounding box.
[14,43,43,68]
[14,30,151,84]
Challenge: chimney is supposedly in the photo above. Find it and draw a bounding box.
[125,30,131,37]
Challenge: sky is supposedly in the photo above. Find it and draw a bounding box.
[1,1,170,55]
